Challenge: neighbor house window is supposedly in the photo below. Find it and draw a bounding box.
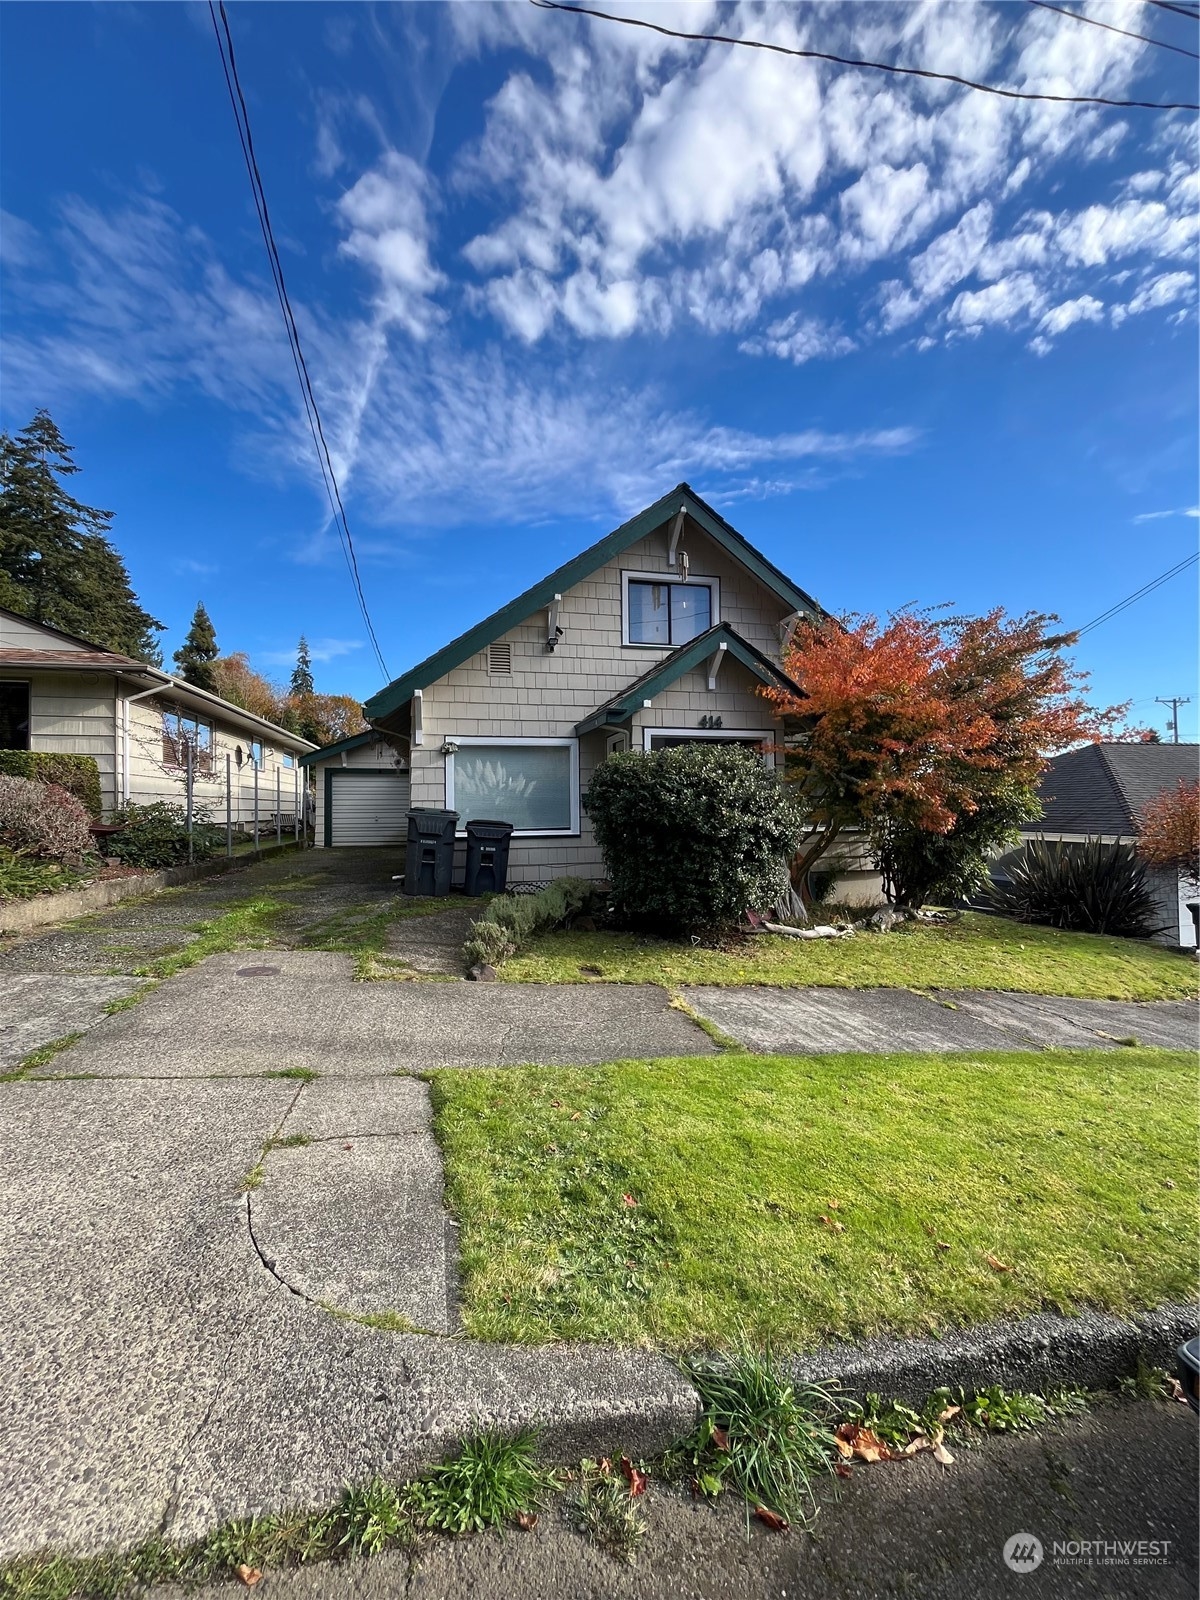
[623,572,717,646]
[0,681,31,750]
[162,710,214,773]
[644,727,774,765]
[283,753,295,769]
[249,740,264,768]
[445,738,578,835]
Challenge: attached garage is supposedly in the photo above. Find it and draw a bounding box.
[325,769,411,847]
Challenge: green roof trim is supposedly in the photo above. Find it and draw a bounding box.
[363,483,822,723]
[574,623,804,736]
[298,730,377,767]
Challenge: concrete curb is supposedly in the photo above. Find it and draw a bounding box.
[0,840,303,935]
[783,1303,1198,1406]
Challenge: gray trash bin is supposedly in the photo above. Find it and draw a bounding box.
[464,819,514,896]
[404,808,458,897]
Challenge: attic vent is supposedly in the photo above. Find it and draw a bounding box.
[488,641,512,675]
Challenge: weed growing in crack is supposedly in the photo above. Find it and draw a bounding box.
[405,1429,555,1536]
[571,1459,645,1563]
[1117,1354,1174,1401]
[268,1133,311,1151]
[667,993,741,1051]
[337,1478,416,1556]
[671,1348,837,1528]
[102,986,156,1017]
[5,1033,84,1081]
[241,1161,266,1193]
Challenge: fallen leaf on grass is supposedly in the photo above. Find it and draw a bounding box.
[570,1111,582,1121]
[622,1193,638,1208]
[985,1252,1014,1272]
[550,1099,563,1109]
[235,1566,262,1589]
[818,1214,846,1233]
[620,1457,648,1496]
[935,1240,951,1252]
[833,1434,854,1459]
[1162,1178,1176,1190]
[932,1442,955,1465]
[938,1404,961,1423]
[711,1425,730,1452]
[898,1435,932,1457]
[515,1511,539,1531]
[755,1505,789,1532]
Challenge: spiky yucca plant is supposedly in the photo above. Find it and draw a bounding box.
[988,836,1163,939]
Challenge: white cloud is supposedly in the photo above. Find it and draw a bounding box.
[260,637,364,665]
[336,151,445,336]
[1132,506,1200,523]
[740,312,855,365]
[1037,294,1105,337]
[1127,270,1196,315]
[950,272,1046,330]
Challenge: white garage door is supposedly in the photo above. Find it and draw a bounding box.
[328,771,411,847]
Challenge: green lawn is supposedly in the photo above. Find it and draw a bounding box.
[432,1049,1198,1352]
[499,912,1198,1001]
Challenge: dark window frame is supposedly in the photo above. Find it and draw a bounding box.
[625,578,714,646]
[161,708,214,774]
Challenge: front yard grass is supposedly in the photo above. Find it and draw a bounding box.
[432,1048,1198,1351]
[500,912,1197,1001]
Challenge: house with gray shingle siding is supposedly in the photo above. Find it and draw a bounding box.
[302,484,883,902]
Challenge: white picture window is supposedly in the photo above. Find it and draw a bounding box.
[445,738,579,835]
[622,571,719,647]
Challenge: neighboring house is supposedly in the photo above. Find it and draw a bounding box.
[0,608,316,825]
[1009,741,1200,948]
[302,483,882,900]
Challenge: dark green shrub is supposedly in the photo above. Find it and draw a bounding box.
[0,751,102,817]
[107,801,222,869]
[463,877,594,969]
[987,836,1163,938]
[872,781,1041,909]
[584,745,803,935]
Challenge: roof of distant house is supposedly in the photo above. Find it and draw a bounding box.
[1032,742,1200,838]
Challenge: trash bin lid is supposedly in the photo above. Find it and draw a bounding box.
[464,818,515,836]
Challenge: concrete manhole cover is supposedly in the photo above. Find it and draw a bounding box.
[236,965,282,977]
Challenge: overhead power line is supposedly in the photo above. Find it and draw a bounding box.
[1027,0,1199,60]
[528,0,1200,111]
[207,0,389,682]
[1145,1,1200,20]
[1075,551,1199,637]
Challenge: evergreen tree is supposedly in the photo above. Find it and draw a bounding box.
[0,410,164,662]
[173,603,220,692]
[290,635,315,697]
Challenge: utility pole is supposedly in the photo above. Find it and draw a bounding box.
[1155,697,1191,743]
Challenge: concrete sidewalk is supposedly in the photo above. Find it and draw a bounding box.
[682,983,1199,1054]
[0,1072,696,1559]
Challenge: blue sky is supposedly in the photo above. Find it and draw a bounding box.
[2,1,1197,734]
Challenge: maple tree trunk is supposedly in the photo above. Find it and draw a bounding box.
[790,823,843,905]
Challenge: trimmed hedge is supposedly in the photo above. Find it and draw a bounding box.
[0,775,96,864]
[0,751,102,818]
[463,877,595,971]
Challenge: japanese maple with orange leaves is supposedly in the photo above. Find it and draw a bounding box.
[760,607,1126,898]
[1138,779,1200,882]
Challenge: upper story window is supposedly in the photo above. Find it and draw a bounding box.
[622,571,717,647]
[162,709,214,773]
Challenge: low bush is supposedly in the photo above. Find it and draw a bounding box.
[0,775,96,864]
[0,751,102,818]
[0,845,88,901]
[988,836,1163,938]
[463,877,594,970]
[585,745,803,935]
[107,800,223,869]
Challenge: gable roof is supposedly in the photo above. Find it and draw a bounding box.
[574,622,804,736]
[364,484,822,722]
[1032,742,1200,837]
[297,730,377,767]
